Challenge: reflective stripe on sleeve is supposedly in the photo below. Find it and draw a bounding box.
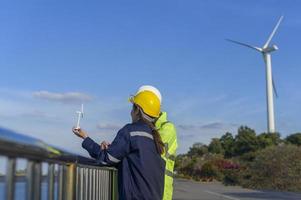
[130,131,154,140]
[107,153,120,163]
[164,143,176,161]
[165,169,174,178]
[165,151,176,161]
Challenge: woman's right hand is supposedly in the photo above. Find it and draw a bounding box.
[72,127,88,139]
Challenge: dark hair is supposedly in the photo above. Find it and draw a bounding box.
[133,104,165,155]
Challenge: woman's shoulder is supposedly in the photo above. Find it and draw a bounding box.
[121,121,151,133]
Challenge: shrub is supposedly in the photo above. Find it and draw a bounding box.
[223,169,241,185]
[178,157,196,177]
[243,144,301,192]
[199,162,219,181]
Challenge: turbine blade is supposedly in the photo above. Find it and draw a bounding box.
[226,39,262,52]
[272,78,278,98]
[263,16,284,48]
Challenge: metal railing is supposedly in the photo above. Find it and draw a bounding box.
[0,127,118,200]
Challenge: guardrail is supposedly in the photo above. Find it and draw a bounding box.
[0,127,118,200]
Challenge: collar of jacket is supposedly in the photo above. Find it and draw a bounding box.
[155,112,168,128]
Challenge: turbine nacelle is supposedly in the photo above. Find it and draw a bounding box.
[76,111,84,117]
[262,44,278,53]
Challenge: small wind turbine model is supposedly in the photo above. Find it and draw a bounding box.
[227,16,284,133]
[76,104,84,129]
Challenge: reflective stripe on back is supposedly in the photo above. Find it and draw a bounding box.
[130,131,154,140]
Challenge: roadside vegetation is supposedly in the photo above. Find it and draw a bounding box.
[175,126,301,192]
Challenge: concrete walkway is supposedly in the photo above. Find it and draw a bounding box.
[173,179,301,200]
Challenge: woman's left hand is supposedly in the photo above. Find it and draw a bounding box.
[72,127,88,139]
[100,141,111,150]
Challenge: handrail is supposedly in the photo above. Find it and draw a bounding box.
[0,127,118,200]
[0,127,100,164]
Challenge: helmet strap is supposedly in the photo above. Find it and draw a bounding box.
[137,105,155,123]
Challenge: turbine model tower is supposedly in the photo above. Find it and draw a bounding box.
[76,104,84,129]
[227,16,283,133]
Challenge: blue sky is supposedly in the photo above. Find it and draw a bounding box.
[0,0,301,155]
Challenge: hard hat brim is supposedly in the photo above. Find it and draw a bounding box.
[128,95,134,103]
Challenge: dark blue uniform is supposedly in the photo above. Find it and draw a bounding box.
[82,120,165,200]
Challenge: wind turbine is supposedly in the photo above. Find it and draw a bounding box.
[76,104,84,129]
[227,16,283,133]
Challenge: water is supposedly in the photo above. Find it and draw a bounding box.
[0,181,52,200]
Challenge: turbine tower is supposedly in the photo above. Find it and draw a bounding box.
[227,16,283,133]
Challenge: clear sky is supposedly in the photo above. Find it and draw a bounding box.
[0,0,301,155]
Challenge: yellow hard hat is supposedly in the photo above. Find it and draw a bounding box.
[129,90,161,118]
[136,85,162,104]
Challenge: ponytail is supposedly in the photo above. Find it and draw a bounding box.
[142,118,165,155]
[133,104,165,155]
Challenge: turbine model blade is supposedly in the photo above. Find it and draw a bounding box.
[272,78,278,98]
[226,39,262,52]
[81,104,84,117]
[263,16,284,48]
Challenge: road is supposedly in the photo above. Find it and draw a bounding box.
[173,179,301,200]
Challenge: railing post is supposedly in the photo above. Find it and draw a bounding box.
[26,161,41,200]
[5,157,16,200]
[76,166,80,200]
[111,170,118,200]
[100,170,102,200]
[93,169,96,200]
[48,163,55,200]
[80,168,84,200]
[66,164,76,200]
[84,168,89,200]
[89,168,92,200]
[57,165,65,200]
[100,170,103,199]
[96,169,99,200]
[34,162,42,200]
[26,161,34,200]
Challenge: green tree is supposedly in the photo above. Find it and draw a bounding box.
[220,132,235,158]
[257,132,281,149]
[174,154,185,170]
[187,142,208,157]
[285,133,301,146]
[233,126,258,156]
[208,138,224,154]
